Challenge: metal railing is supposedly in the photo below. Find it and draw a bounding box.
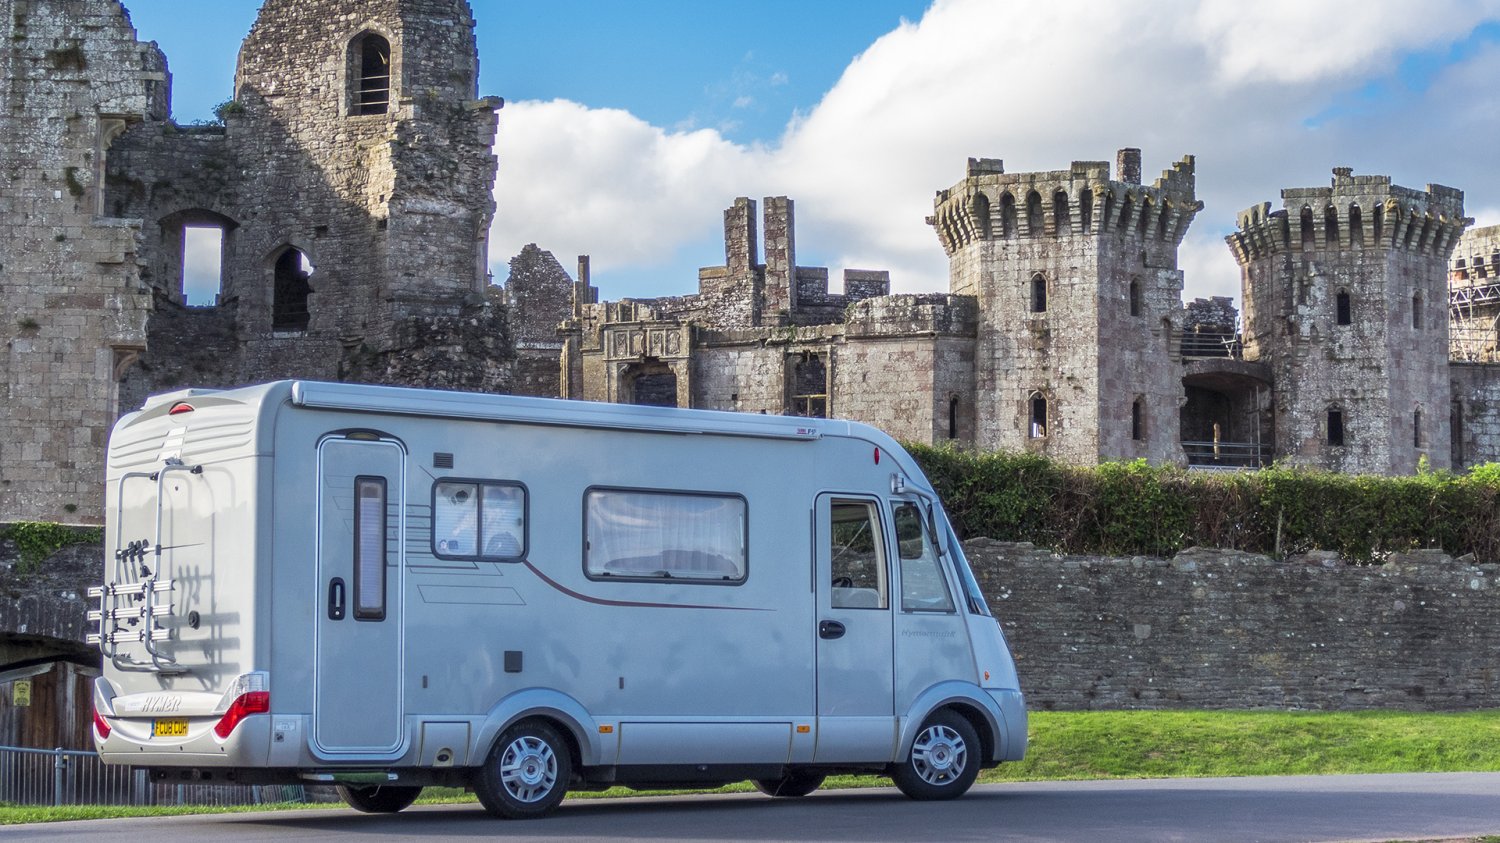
[1182,440,1271,470]
[1180,332,1242,359]
[0,745,309,807]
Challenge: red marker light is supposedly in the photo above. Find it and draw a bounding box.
[93,706,111,740]
[874,448,881,465]
[168,403,194,416]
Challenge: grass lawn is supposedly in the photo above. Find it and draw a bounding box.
[4,709,1498,824]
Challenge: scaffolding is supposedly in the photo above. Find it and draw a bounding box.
[1449,280,1500,362]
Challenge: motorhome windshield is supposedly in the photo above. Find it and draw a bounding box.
[938,509,991,616]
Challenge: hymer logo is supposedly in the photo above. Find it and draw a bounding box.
[140,694,183,713]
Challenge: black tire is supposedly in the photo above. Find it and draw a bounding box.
[474,719,573,819]
[336,784,422,813]
[752,771,826,797]
[889,709,981,800]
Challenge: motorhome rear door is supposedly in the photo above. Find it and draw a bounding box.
[312,435,406,755]
[813,494,896,761]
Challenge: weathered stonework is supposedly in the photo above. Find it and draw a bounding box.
[966,539,1500,711]
[1451,223,1500,362]
[1228,170,1470,473]
[0,0,163,523]
[2,0,509,524]
[930,151,1201,464]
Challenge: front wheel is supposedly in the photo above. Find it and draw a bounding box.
[752,771,826,797]
[336,784,422,813]
[890,710,980,800]
[475,719,573,819]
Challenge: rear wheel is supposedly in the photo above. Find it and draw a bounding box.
[752,771,826,797]
[475,719,572,819]
[890,710,980,800]
[336,784,422,813]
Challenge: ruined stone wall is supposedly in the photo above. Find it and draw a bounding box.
[503,244,573,397]
[1228,170,1467,474]
[930,151,1197,465]
[1449,362,1500,467]
[0,0,165,523]
[968,539,1500,711]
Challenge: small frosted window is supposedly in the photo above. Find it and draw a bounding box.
[585,489,747,583]
[354,477,387,621]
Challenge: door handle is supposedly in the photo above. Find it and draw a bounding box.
[328,577,346,620]
[819,620,846,640]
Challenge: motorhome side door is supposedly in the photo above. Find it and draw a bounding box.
[313,435,406,756]
[813,494,896,762]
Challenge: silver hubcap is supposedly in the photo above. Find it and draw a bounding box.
[499,735,558,803]
[910,724,967,786]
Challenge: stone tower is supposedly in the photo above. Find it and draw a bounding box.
[107,0,502,394]
[1226,168,1469,474]
[929,150,1201,463]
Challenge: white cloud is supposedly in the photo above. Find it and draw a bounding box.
[489,0,1500,305]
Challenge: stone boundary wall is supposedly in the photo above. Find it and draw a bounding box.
[6,529,1500,712]
[965,538,1499,711]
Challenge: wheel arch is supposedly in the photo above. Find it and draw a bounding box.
[473,688,601,769]
[898,681,1005,764]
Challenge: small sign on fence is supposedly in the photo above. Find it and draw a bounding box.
[11,679,30,706]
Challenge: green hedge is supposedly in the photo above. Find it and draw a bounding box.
[907,445,1500,562]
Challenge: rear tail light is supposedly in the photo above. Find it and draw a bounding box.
[93,706,111,740]
[213,672,270,739]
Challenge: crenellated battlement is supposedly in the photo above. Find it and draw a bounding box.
[1225,168,1471,266]
[928,150,1201,255]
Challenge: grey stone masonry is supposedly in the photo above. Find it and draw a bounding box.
[0,0,164,523]
[930,151,1202,464]
[1228,169,1471,473]
[1450,223,1500,362]
[966,539,1500,711]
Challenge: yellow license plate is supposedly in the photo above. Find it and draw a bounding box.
[153,718,188,738]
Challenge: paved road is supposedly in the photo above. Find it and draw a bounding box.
[10,773,1500,842]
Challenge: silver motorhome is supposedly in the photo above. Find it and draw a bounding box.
[91,381,1025,817]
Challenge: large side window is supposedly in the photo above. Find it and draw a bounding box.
[353,476,387,621]
[893,501,955,613]
[585,489,747,583]
[433,479,528,560]
[829,499,888,609]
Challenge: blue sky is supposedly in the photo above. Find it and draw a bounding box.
[122,1,1500,306]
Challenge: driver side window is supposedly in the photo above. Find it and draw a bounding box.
[829,499,888,609]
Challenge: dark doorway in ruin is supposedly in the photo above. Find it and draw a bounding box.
[1180,368,1273,468]
[624,360,678,407]
[788,352,828,418]
[272,248,314,332]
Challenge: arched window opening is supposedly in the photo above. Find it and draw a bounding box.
[1412,292,1423,329]
[1335,289,1351,325]
[1118,196,1134,239]
[1137,199,1152,239]
[1327,408,1345,447]
[1131,397,1146,442]
[1300,206,1315,248]
[1413,408,1424,449]
[1129,279,1142,317]
[272,248,314,332]
[948,395,960,440]
[1324,205,1340,246]
[999,193,1017,238]
[1080,189,1094,233]
[1158,206,1169,239]
[1030,273,1047,313]
[1052,190,1070,236]
[352,32,392,116]
[1025,191,1044,236]
[971,193,991,239]
[1102,192,1115,235]
[1372,205,1384,243]
[181,225,226,306]
[1349,205,1364,247]
[788,352,828,418]
[1028,392,1048,438]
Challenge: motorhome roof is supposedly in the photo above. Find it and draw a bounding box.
[290,380,849,443]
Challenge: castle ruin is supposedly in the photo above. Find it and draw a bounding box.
[4,0,1500,527]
